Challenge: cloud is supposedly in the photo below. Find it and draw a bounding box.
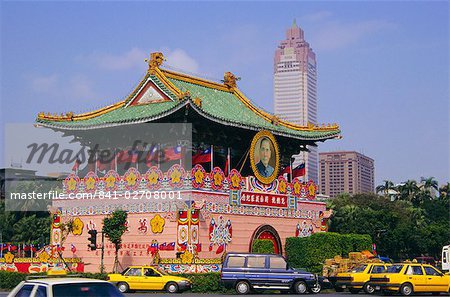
[29,73,95,100]
[88,47,148,71]
[164,48,200,74]
[311,20,395,51]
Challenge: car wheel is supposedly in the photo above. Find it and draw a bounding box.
[235,281,251,295]
[294,280,308,294]
[117,282,129,293]
[349,288,360,294]
[309,283,321,294]
[363,282,376,294]
[400,283,413,296]
[166,282,179,293]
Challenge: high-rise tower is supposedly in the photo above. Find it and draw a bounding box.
[274,20,318,182]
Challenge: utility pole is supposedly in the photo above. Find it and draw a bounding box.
[100,232,105,274]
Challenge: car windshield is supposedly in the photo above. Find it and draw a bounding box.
[387,264,404,273]
[53,283,123,297]
[352,265,367,273]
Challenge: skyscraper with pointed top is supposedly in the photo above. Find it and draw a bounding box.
[274,20,318,183]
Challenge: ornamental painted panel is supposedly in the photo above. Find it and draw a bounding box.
[150,214,165,233]
[209,215,232,254]
[104,170,120,192]
[167,164,185,189]
[210,167,225,191]
[123,167,141,191]
[72,217,84,235]
[144,166,163,190]
[191,164,206,189]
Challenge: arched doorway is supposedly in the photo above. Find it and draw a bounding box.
[250,225,282,255]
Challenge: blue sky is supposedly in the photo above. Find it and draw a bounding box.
[1,1,448,186]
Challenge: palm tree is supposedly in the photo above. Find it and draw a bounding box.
[420,177,439,201]
[438,182,449,201]
[376,180,396,199]
[398,180,419,202]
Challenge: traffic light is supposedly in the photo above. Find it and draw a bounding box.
[88,229,97,250]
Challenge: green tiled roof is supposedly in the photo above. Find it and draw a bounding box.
[36,69,340,140]
[37,101,179,129]
[167,77,339,140]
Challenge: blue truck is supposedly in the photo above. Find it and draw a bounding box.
[220,253,326,294]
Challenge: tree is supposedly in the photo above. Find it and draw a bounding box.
[328,191,449,260]
[376,180,396,199]
[102,209,127,272]
[419,177,439,201]
[438,182,449,201]
[397,180,419,203]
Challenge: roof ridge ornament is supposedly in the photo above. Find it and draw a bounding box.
[223,72,240,89]
[145,52,165,73]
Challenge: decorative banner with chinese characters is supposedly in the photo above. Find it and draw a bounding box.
[239,191,288,208]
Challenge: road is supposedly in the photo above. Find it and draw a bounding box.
[0,291,380,297]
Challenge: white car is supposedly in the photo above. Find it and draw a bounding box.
[8,277,124,297]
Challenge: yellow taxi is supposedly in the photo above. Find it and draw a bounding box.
[369,263,450,296]
[107,266,191,293]
[335,263,390,294]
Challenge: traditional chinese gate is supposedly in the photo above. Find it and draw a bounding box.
[250,225,282,255]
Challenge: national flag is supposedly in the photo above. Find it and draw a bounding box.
[193,148,212,164]
[179,242,187,252]
[167,242,176,251]
[72,158,81,172]
[159,242,167,251]
[71,244,77,254]
[164,146,182,161]
[147,241,159,256]
[145,145,159,167]
[292,163,306,178]
[281,165,291,175]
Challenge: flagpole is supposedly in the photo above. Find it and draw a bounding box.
[290,158,293,183]
[94,152,98,175]
[157,144,160,169]
[210,145,214,172]
[114,149,118,172]
[227,147,231,174]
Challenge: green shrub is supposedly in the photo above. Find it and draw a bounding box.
[252,239,275,254]
[175,272,231,293]
[285,232,372,273]
[0,271,28,289]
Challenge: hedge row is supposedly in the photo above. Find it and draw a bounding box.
[175,273,233,293]
[252,239,275,254]
[285,232,372,273]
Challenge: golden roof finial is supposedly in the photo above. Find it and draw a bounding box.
[193,97,202,108]
[223,72,240,88]
[145,52,165,72]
